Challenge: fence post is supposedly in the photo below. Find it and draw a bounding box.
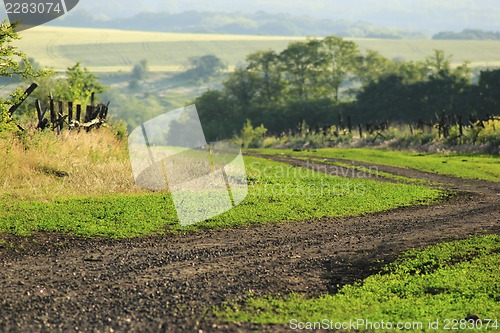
[49,94,55,125]
[68,102,73,124]
[76,104,81,122]
[85,105,92,122]
[58,101,64,131]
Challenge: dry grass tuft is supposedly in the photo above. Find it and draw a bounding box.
[0,128,142,200]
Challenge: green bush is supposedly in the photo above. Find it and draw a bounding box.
[237,119,268,148]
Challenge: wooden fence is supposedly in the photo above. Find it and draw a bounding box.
[35,92,109,134]
[7,84,110,133]
[294,112,498,144]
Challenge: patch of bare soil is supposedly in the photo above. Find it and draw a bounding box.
[1,155,498,332]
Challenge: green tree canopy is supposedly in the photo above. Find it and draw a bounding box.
[55,62,105,104]
[0,21,45,132]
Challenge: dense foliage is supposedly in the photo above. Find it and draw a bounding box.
[194,37,499,141]
[0,22,45,132]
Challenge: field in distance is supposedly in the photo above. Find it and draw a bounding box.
[14,26,500,73]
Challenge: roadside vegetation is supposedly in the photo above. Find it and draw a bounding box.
[216,235,500,331]
[247,118,499,153]
[0,152,442,237]
[254,148,500,182]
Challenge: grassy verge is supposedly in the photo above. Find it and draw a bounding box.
[216,235,500,332]
[0,129,138,200]
[0,156,442,238]
[253,148,500,182]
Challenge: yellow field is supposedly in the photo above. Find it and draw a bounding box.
[15,26,305,72]
[14,26,500,72]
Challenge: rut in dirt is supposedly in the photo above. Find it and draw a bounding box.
[0,155,498,332]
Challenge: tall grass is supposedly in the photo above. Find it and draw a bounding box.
[0,127,140,200]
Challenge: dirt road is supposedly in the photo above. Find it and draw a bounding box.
[1,155,498,332]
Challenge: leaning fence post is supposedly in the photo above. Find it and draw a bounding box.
[35,99,43,124]
[8,83,38,117]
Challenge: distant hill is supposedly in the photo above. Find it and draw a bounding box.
[2,0,500,34]
[49,10,425,39]
[42,0,500,33]
[433,29,500,40]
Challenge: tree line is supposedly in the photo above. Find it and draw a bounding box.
[194,37,500,141]
[433,29,500,40]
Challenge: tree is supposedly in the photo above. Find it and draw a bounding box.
[425,49,452,79]
[54,63,105,104]
[278,39,326,100]
[129,59,149,89]
[0,21,45,132]
[357,49,396,84]
[131,59,149,81]
[395,60,428,84]
[320,36,362,101]
[477,69,500,118]
[186,55,226,81]
[246,50,283,104]
[194,90,238,141]
[223,68,260,111]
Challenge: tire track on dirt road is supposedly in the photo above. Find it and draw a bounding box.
[0,155,498,332]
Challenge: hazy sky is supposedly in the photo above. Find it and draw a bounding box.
[1,0,500,33]
[76,0,500,32]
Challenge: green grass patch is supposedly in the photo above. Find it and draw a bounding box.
[0,193,177,238]
[299,157,439,185]
[0,157,442,238]
[254,148,500,182]
[216,235,500,332]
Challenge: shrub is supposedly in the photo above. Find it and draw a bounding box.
[238,119,268,148]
